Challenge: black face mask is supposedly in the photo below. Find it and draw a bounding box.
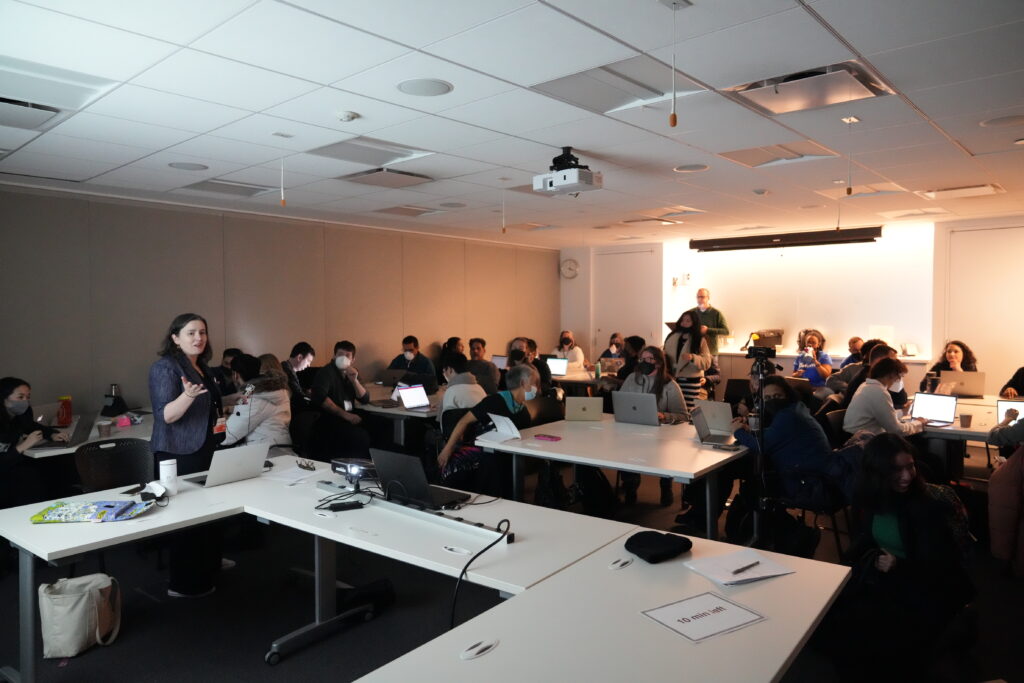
[637,361,656,375]
[560,337,572,347]
[762,398,788,416]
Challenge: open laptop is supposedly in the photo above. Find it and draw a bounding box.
[692,407,736,446]
[370,448,470,509]
[612,391,660,426]
[910,392,957,427]
[938,371,985,398]
[379,368,408,386]
[397,384,431,412]
[491,354,508,370]
[182,443,269,488]
[32,402,61,427]
[996,399,1024,426]
[784,376,815,403]
[29,413,96,450]
[694,399,733,433]
[546,357,569,377]
[566,396,603,421]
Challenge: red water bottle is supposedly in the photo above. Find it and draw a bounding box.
[57,395,73,427]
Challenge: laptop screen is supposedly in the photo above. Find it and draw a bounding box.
[546,357,569,376]
[691,408,711,441]
[996,400,1024,426]
[491,355,507,370]
[911,392,957,423]
[398,384,429,409]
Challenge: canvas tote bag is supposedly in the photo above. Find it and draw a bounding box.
[38,573,121,658]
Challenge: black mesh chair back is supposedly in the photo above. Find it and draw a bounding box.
[75,438,154,493]
[825,409,849,450]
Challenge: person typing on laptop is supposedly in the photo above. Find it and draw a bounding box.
[309,340,371,461]
[437,363,538,498]
[0,377,56,507]
[845,358,926,437]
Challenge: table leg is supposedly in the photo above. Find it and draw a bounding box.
[512,453,524,502]
[393,419,405,447]
[0,545,36,683]
[705,474,719,541]
[265,536,371,664]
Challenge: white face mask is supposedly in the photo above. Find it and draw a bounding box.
[403,350,415,362]
[890,377,904,393]
[609,344,618,355]
[334,355,351,370]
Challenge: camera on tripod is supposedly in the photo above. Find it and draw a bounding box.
[745,345,776,360]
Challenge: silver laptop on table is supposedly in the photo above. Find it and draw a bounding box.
[30,413,96,450]
[566,396,603,421]
[183,443,270,488]
[910,392,957,427]
[692,407,736,447]
[694,399,733,433]
[938,371,985,398]
[612,391,660,427]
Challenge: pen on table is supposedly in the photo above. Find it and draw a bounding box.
[732,560,760,575]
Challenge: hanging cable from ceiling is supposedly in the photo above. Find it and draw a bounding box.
[669,4,678,128]
[500,189,506,234]
[279,157,286,207]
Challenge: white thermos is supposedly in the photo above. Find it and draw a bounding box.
[159,459,179,496]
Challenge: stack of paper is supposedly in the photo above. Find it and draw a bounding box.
[476,413,522,444]
[684,549,794,585]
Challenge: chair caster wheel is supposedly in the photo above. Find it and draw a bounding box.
[265,651,281,666]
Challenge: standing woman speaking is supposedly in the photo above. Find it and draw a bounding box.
[149,313,224,597]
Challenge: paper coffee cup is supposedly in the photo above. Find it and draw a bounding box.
[159,459,179,496]
[96,420,113,437]
[959,414,973,428]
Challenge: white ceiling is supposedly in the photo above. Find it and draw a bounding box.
[0,0,1022,248]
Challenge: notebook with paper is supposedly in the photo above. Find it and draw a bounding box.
[684,549,794,586]
[476,413,522,444]
[910,392,957,426]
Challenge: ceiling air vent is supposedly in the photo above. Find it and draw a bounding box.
[726,61,893,115]
[507,222,558,232]
[719,140,835,168]
[0,56,116,129]
[374,205,443,217]
[182,179,274,197]
[337,167,433,188]
[814,182,907,199]
[0,97,61,129]
[310,137,429,166]
[914,184,1005,200]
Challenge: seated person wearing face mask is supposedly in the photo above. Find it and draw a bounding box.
[841,344,906,411]
[1,377,57,507]
[309,341,371,460]
[387,335,436,377]
[732,376,832,502]
[552,330,586,371]
[599,332,625,359]
[222,354,292,447]
[845,358,925,437]
[437,364,539,498]
[439,352,487,426]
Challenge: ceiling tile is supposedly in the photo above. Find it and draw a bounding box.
[452,167,536,189]
[51,112,196,148]
[520,116,661,151]
[0,0,177,81]
[775,94,922,138]
[285,0,533,48]
[935,105,1024,156]
[131,49,319,111]
[648,8,853,89]
[164,135,288,165]
[386,154,497,180]
[293,178,383,198]
[450,136,559,169]
[811,0,1024,55]
[239,187,336,206]
[217,165,324,190]
[371,117,503,153]
[264,87,425,134]
[868,21,1024,92]
[439,89,590,135]
[333,52,515,113]
[908,69,1024,121]
[0,149,117,180]
[548,0,796,52]
[210,113,356,152]
[125,150,246,178]
[426,4,637,87]
[854,142,968,170]
[273,153,376,178]
[85,85,250,133]
[88,166,194,191]
[0,124,39,150]
[796,120,948,156]
[16,0,259,44]
[22,133,153,164]
[191,1,408,84]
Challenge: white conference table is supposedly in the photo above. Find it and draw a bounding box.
[477,415,748,540]
[361,384,442,445]
[359,531,850,683]
[0,458,634,683]
[24,412,153,459]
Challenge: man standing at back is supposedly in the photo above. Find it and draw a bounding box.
[691,288,729,361]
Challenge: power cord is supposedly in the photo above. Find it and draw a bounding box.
[449,518,511,630]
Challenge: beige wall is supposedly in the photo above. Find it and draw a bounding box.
[0,186,560,412]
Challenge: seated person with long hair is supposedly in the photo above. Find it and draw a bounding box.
[0,377,60,507]
[816,433,973,681]
[222,354,291,447]
[921,339,978,391]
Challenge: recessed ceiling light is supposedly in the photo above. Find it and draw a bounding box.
[979,114,1024,128]
[439,202,466,208]
[673,163,709,173]
[397,78,454,97]
[337,111,360,122]
[832,178,845,184]
[840,115,860,124]
[1015,138,1024,145]
[168,162,209,171]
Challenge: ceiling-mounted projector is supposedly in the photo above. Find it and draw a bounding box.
[533,146,603,195]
